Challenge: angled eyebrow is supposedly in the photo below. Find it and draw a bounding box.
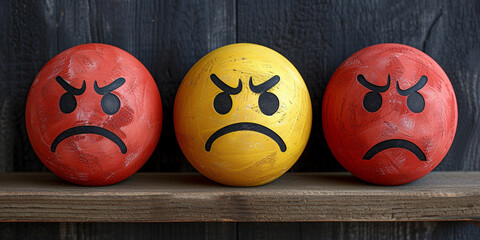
[357,74,390,92]
[249,75,280,93]
[397,75,428,96]
[210,74,242,95]
[94,78,126,95]
[55,76,86,95]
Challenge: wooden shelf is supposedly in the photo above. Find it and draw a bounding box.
[0,172,479,222]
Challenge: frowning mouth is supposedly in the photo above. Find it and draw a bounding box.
[205,122,286,152]
[363,139,426,161]
[51,126,127,154]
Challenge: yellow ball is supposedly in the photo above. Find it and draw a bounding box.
[174,43,312,186]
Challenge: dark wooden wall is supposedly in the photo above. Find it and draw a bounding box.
[1,0,479,239]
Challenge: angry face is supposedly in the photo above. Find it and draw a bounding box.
[322,43,457,185]
[174,43,312,186]
[26,43,162,186]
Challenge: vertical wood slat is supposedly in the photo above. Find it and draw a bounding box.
[1,222,479,240]
[235,0,480,239]
[236,0,480,172]
[238,222,480,240]
[1,0,480,239]
[0,0,238,239]
[0,0,237,173]
[0,222,236,240]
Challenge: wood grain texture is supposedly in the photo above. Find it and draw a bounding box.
[233,0,480,239]
[0,0,236,173]
[0,222,236,240]
[237,0,480,172]
[0,0,238,239]
[1,172,479,222]
[1,221,478,240]
[238,222,480,240]
[1,0,480,239]
[0,1,479,172]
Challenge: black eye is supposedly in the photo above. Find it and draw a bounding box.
[101,93,121,115]
[59,92,77,114]
[258,92,279,116]
[214,92,232,114]
[407,92,425,113]
[363,91,382,112]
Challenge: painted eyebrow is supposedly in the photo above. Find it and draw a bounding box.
[249,75,280,93]
[210,74,242,95]
[397,75,428,96]
[357,74,390,92]
[55,76,86,95]
[94,78,126,95]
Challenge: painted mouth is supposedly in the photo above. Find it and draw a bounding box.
[363,139,426,161]
[51,126,127,154]
[205,122,286,152]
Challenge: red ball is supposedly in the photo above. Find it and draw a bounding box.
[26,43,162,186]
[322,43,457,185]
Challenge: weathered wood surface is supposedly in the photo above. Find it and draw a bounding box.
[237,0,480,172]
[1,0,480,239]
[1,222,479,240]
[1,172,479,222]
[1,2,479,172]
[0,0,236,173]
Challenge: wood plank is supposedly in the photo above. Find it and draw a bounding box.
[0,222,61,240]
[0,0,237,173]
[2,222,478,240]
[0,0,239,238]
[237,222,480,240]
[0,172,479,222]
[0,0,479,239]
[0,222,236,240]
[237,0,480,173]
[56,222,235,240]
[233,0,480,239]
[0,0,51,172]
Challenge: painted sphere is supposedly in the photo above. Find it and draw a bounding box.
[26,43,162,186]
[322,43,457,185]
[174,43,312,186]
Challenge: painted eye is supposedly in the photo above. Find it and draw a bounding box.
[213,92,232,114]
[101,93,121,115]
[407,92,425,113]
[258,92,279,116]
[363,91,382,112]
[59,92,77,114]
